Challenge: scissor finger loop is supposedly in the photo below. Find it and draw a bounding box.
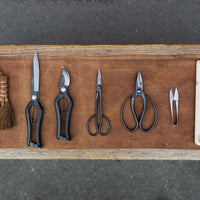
[87,114,99,136]
[99,115,111,136]
[30,106,36,124]
[138,94,157,133]
[87,114,111,136]
[60,98,67,116]
[121,95,139,132]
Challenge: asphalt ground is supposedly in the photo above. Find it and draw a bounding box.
[0,1,200,199]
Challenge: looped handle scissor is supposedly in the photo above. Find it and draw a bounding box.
[87,69,111,136]
[55,67,73,140]
[120,72,157,133]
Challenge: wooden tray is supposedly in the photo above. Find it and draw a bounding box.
[0,44,200,160]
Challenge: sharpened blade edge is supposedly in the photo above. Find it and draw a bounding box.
[62,67,70,86]
[33,52,39,92]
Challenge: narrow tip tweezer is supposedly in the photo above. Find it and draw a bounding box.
[169,88,179,125]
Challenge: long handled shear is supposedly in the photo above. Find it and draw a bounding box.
[25,52,43,148]
[86,69,111,136]
[55,67,73,140]
[120,72,157,133]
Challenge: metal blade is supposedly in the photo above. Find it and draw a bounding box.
[174,88,179,101]
[169,88,173,123]
[32,52,39,92]
[135,72,143,92]
[169,88,174,101]
[97,69,101,87]
[174,88,179,125]
[61,66,70,87]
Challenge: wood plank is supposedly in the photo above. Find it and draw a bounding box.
[0,55,197,150]
[0,44,199,159]
[1,148,200,160]
[0,44,200,57]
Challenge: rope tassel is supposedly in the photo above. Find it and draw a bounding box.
[0,75,14,130]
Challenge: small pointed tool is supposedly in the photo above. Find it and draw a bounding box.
[169,88,179,125]
[25,52,43,148]
[55,67,73,140]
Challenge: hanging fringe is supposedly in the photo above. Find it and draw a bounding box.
[0,75,14,130]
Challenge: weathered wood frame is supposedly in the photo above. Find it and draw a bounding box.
[0,44,200,160]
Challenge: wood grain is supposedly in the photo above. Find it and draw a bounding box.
[0,45,199,159]
[0,149,200,160]
[1,44,200,58]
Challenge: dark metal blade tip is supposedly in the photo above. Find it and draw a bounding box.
[33,52,39,67]
[62,66,68,73]
[97,69,101,76]
[137,71,142,79]
[174,88,179,100]
[136,71,143,91]
[34,52,37,58]
[169,88,173,100]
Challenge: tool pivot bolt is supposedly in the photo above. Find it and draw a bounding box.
[61,87,66,92]
[32,95,37,100]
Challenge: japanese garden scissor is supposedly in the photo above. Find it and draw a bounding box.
[87,69,111,136]
[120,72,157,133]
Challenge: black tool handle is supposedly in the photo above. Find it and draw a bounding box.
[55,92,73,140]
[139,94,157,133]
[86,114,98,136]
[87,89,111,136]
[121,93,157,133]
[120,94,139,132]
[25,99,43,148]
[99,114,111,135]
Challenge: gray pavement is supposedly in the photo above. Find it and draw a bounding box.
[0,0,200,199]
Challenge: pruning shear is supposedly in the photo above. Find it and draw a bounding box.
[55,67,73,140]
[86,69,111,136]
[25,52,43,148]
[120,72,157,133]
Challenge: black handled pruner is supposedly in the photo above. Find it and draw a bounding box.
[25,52,43,148]
[55,67,73,140]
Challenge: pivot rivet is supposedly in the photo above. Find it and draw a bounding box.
[32,95,37,100]
[61,87,66,92]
